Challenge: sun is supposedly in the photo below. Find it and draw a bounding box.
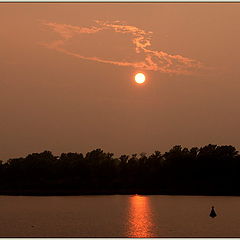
[135,73,146,84]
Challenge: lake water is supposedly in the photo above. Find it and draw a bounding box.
[0,195,239,237]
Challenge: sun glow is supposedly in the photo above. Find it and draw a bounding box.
[127,195,155,237]
[135,73,146,84]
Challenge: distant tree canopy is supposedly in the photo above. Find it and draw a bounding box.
[0,144,240,195]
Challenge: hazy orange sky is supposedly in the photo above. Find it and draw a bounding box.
[1,3,240,160]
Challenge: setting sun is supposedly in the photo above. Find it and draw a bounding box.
[135,73,146,84]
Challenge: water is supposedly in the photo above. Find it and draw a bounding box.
[0,195,239,237]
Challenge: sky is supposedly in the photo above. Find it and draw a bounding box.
[1,3,240,160]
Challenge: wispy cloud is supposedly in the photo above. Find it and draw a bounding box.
[40,20,203,75]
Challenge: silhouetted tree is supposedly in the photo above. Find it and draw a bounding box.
[0,144,240,195]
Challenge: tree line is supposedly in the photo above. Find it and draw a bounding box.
[0,144,240,195]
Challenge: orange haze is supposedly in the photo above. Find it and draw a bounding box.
[1,3,240,160]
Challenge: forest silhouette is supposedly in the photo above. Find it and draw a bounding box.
[1,144,240,195]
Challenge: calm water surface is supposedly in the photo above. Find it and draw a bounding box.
[0,195,240,237]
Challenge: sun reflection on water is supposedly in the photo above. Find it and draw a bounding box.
[127,195,155,238]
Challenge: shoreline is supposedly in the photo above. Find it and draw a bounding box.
[0,189,239,197]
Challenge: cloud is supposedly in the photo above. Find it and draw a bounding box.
[40,20,203,75]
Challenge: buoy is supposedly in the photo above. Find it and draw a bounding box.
[209,206,217,218]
